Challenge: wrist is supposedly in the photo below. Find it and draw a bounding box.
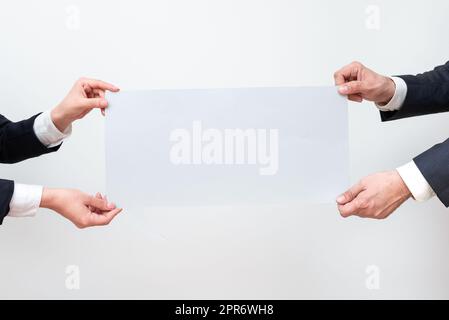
[51,107,72,133]
[394,170,412,200]
[40,187,57,209]
[377,77,396,106]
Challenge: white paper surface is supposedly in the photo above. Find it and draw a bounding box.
[105,87,349,208]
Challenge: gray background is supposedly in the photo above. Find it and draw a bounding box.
[0,0,448,299]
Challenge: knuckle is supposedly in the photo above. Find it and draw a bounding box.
[355,198,368,209]
[366,200,375,210]
[78,217,90,228]
[76,221,87,229]
[361,199,370,209]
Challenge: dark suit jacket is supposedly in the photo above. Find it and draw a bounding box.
[380,61,449,206]
[0,114,60,224]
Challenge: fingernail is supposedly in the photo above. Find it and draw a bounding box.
[339,85,348,93]
[100,99,108,107]
[336,195,345,203]
[107,202,116,209]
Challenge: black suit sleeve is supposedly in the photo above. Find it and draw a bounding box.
[379,61,449,206]
[0,113,61,163]
[0,113,61,224]
[412,138,449,207]
[380,61,449,121]
[0,179,14,225]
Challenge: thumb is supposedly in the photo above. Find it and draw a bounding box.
[338,197,362,218]
[81,97,108,109]
[336,182,364,205]
[338,81,366,95]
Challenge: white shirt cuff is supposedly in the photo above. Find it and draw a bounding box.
[397,161,435,202]
[375,76,408,112]
[8,184,43,217]
[33,110,72,148]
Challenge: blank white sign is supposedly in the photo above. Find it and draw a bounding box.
[105,87,349,208]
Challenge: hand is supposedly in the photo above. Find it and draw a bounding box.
[336,170,412,219]
[334,61,395,105]
[40,188,122,228]
[51,78,120,132]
